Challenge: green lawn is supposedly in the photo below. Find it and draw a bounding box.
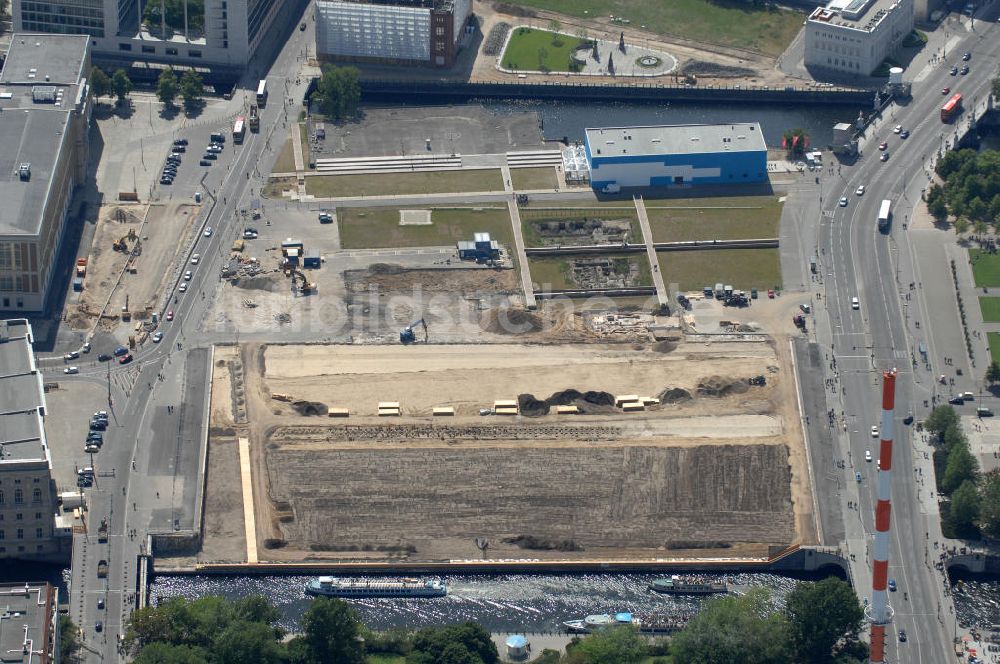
[506,0,804,56]
[262,176,296,199]
[990,332,1000,365]
[979,297,1000,322]
[971,249,1000,287]
[338,206,513,250]
[659,248,782,292]
[511,166,559,191]
[500,27,589,71]
[299,123,311,170]
[520,206,640,246]
[306,170,504,197]
[646,196,783,243]
[530,252,651,291]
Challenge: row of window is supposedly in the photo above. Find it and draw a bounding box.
[0,512,47,521]
[814,41,861,58]
[813,29,862,44]
[118,42,202,57]
[0,545,48,553]
[827,57,862,70]
[0,528,47,539]
[0,488,45,505]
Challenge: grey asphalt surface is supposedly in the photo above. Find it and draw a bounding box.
[802,6,1000,661]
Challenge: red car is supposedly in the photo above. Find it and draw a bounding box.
[942,86,950,95]
[878,141,888,151]
[767,289,775,299]
[119,353,133,364]
[166,310,174,321]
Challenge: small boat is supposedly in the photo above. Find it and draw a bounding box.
[563,612,637,634]
[648,575,728,595]
[305,576,447,599]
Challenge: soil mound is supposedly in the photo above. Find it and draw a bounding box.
[368,263,405,275]
[233,274,282,292]
[654,340,678,353]
[502,535,582,552]
[517,393,549,417]
[696,375,749,397]
[481,308,544,335]
[291,400,329,416]
[659,387,693,403]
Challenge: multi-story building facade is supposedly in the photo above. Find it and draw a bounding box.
[804,0,914,76]
[13,0,305,82]
[316,0,472,68]
[0,34,91,313]
[0,320,66,563]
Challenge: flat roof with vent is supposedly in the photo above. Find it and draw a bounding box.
[0,320,50,464]
[808,0,901,29]
[585,123,767,159]
[0,34,89,236]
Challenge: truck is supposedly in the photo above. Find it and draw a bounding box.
[75,258,87,277]
[97,559,108,578]
[248,104,260,132]
[98,517,108,543]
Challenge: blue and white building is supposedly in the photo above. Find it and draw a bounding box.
[584,123,768,192]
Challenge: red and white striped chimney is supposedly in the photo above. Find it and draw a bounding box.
[869,370,896,663]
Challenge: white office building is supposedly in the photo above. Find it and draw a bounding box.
[804,0,914,76]
[316,0,472,67]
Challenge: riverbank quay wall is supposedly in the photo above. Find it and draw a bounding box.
[351,79,877,106]
[151,546,850,580]
[947,552,1000,578]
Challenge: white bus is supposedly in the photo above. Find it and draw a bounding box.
[877,199,891,231]
[256,79,268,107]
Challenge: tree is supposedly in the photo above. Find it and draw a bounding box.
[782,128,809,156]
[57,615,80,660]
[133,642,211,664]
[670,588,793,664]
[953,216,969,233]
[90,67,111,102]
[111,69,132,105]
[213,621,286,664]
[565,626,647,664]
[943,442,979,494]
[298,597,364,664]
[950,479,981,531]
[973,218,989,235]
[407,623,498,664]
[986,361,1000,385]
[157,68,179,107]
[179,70,204,111]
[977,470,1000,539]
[924,405,959,441]
[311,65,360,121]
[785,578,865,663]
[943,422,967,453]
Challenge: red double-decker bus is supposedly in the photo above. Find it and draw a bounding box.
[233,115,246,143]
[941,93,962,122]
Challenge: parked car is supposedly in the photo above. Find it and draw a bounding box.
[200,159,212,166]
[64,366,79,374]
[893,125,902,133]
[118,353,133,364]
[300,21,306,30]
[318,212,334,223]
[880,151,890,162]
[160,177,174,185]
[82,342,91,353]
[878,141,888,150]
[153,331,163,343]
[114,346,128,357]
[950,65,959,75]
[207,145,223,153]
[948,395,965,405]
[173,138,188,146]
[243,230,258,239]
[960,65,969,75]
[900,129,910,139]
[202,153,218,161]
[98,353,112,362]
[962,51,971,61]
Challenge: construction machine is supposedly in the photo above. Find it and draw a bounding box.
[287,267,316,295]
[400,318,428,344]
[113,228,138,252]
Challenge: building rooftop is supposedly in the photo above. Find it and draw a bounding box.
[0,320,50,465]
[585,123,767,158]
[808,0,902,30]
[0,583,56,663]
[0,34,89,236]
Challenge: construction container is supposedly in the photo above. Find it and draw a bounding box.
[494,399,518,409]
[327,408,350,418]
[555,405,580,415]
[494,406,519,416]
[622,402,645,412]
[378,408,401,417]
[303,251,321,269]
[640,397,660,406]
[615,394,639,407]
[432,407,455,416]
[378,402,401,410]
[72,277,84,291]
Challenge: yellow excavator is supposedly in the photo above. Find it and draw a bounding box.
[287,267,316,295]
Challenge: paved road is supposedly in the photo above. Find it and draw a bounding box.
[64,9,316,661]
[806,8,1000,661]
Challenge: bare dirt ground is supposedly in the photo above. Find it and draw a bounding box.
[196,339,817,563]
[70,202,200,331]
